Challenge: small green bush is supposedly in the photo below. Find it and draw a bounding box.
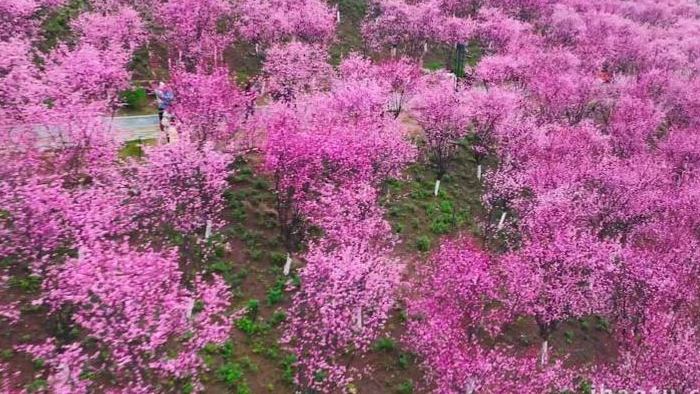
[218,362,245,387]
[415,236,431,252]
[269,311,287,327]
[245,299,259,318]
[9,275,42,293]
[235,317,259,336]
[396,380,414,394]
[373,337,396,352]
[120,88,149,110]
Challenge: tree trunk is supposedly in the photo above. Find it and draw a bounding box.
[434,179,441,196]
[204,219,212,239]
[283,252,292,276]
[355,307,363,331]
[540,340,549,367]
[497,211,507,230]
[477,164,482,180]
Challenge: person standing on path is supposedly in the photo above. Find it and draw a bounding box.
[155,82,174,132]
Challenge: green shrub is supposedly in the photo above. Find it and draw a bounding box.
[424,61,444,71]
[245,299,260,318]
[270,252,287,267]
[235,317,259,335]
[396,380,414,394]
[564,331,574,344]
[415,236,431,252]
[120,88,149,110]
[270,311,287,327]
[397,352,411,370]
[267,278,286,305]
[9,275,42,293]
[281,355,297,385]
[218,362,245,387]
[373,337,396,352]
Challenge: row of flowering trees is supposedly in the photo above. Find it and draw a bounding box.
[360,0,700,392]
[0,0,338,391]
[257,53,420,390]
[5,0,700,392]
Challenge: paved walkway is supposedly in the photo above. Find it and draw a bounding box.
[108,114,160,142]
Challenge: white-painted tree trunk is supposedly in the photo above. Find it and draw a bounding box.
[283,253,292,276]
[497,212,507,230]
[337,10,341,23]
[255,43,260,55]
[477,164,482,180]
[204,220,212,239]
[464,378,477,394]
[391,46,397,58]
[423,42,428,54]
[540,340,549,367]
[185,298,195,320]
[355,307,363,331]
[434,179,441,196]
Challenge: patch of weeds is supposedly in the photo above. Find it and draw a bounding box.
[220,340,235,360]
[595,316,611,333]
[239,356,258,372]
[409,183,431,200]
[280,354,297,385]
[373,337,396,353]
[252,178,270,191]
[0,256,15,268]
[266,278,286,305]
[313,370,327,383]
[25,379,48,393]
[218,362,251,393]
[424,61,444,71]
[426,199,468,235]
[245,299,260,318]
[263,344,281,360]
[120,88,148,110]
[0,349,13,360]
[415,236,431,252]
[269,311,287,327]
[564,331,574,345]
[270,252,287,267]
[192,300,204,315]
[395,379,414,394]
[235,317,267,336]
[9,275,42,293]
[118,139,151,159]
[577,379,593,393]
[579,318,591,331]
[33,358,46,369]
[247,247,263,261]
[397,352,412,370]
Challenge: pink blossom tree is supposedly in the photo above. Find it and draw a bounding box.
[262,42,333,102]
[158,0,235,67]
[284,240,402,391]
[169,66,249,145]
[412,72,469,195]
[405,237,573,393]
[27,242,233,393]
[235,0,336,48]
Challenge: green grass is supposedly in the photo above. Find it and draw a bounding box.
[119,139,157,159]
[39,0,87,51]
[382,142,484,254]
[373,337,397,352]
[120,88,149,111]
